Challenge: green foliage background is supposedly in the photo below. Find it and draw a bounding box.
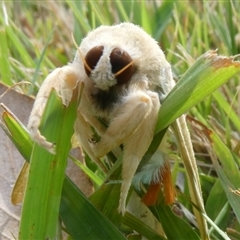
[1,1,240,239]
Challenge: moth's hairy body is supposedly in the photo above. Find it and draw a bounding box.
[28,23,175,214]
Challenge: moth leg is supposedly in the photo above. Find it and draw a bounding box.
[90,89,160,214]
[27,65,79,153]
[91,90,157,157]
[83,112,107,136]
[118,92,160,215]
[74,113,108,173]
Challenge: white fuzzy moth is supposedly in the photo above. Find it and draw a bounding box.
[28,23,176,215]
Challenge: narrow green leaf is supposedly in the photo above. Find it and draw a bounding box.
[0,28,11,85]
[212,91,240,131]
[206,179,228,221]
[141,1,152,35]
[205,180,231,237]
[156,51,240,133]
[153,1,174,39]
[209,13,231,53]
[122,212,166,240]
[209,132,240,223]
[6,25,34,66]
[89,1,109,25]
[69,154,103,186]
[60,176,126,240]
[89,165,122,225]
[1,104,33,161]
[19,89,78,239]
[28,28,55,95]
[66,0,91,33]
[203,213,230,240]
[114,1,130,22]
[151,204,200,240]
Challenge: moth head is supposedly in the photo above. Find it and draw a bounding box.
[83,46,135,90]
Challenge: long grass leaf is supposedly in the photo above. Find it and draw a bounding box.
[0,28,12,85]
[6,25,34,66]
[150,203,200,239]
[60,176,125,240]
[122,212,166,240]
[28,28,55,95]
[19,89,78,239]
[156,51,240,133]
[1,104,33,160]
[208,132,240,222]
[212,91,240,131]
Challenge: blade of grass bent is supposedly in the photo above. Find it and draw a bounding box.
[68,154,103,186]
[1,104,34,205]
[19,88,78,239]
[156,51,240,133]
[1,103,33,161]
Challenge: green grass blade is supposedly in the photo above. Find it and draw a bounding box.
[153,1,174,40]
[206,179,229,235]
[212,91,240,131]
[151,203,200,240]
[140,1,152,35]
[0,28,12,85]
[203,212,230,240]
[89,165,122,225]
[122,212,166,240]
[89,1,109,25]
[209,132,240,223]
[6,25,34,66]
[114,1,130,22]
[209,13,231,53]
[156,51,240,133]
[28,28,55,95]
[66,0,91,33]
[69,154,103,186]
[1,104,33,160]
[60,176,126,240]
[19,89,78,239]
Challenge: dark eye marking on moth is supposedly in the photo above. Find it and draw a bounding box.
[110,48,134,85]
[84,46,104,76]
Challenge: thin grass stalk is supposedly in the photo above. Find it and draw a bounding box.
[173,116,209,240]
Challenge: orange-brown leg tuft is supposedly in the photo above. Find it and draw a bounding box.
[141,181,161,206]
[162,161,175,205]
